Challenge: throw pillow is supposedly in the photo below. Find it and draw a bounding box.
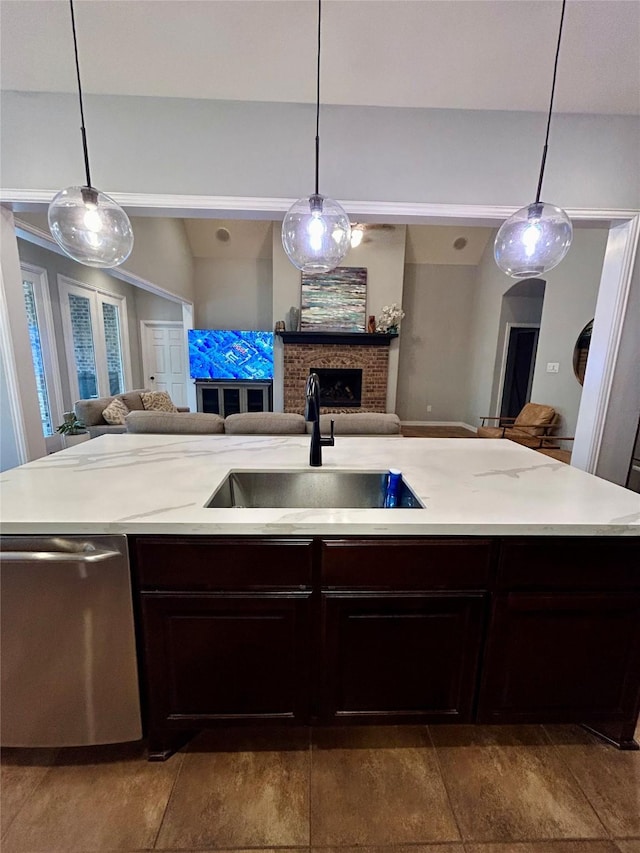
[102,397,130,425]
[140,390,179,413]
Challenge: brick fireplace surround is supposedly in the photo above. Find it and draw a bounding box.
[282,334,393,414]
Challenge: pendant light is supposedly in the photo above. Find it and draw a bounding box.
[494,0,572,278]
[281,0,351,273]
[48,0,133,269]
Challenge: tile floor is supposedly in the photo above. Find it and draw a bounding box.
[1,723,638,853]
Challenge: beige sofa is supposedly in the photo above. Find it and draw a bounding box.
[125,410,401,436]
[75,389,189,438]
[126,410,224,435]
[76,391,402,437]
[310,413,401,435]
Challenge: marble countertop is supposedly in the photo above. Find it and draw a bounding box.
[1,434,639,536]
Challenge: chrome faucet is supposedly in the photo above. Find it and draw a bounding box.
[305,373,335,467]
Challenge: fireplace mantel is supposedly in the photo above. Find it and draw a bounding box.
[278,331,397,346]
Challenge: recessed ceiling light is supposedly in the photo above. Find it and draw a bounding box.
[216,227,231,242]
[453,237,468,250]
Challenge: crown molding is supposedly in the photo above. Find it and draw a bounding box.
[2,189,637,227]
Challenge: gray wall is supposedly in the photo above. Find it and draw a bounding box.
[134,288,183,322]
[529,228,608,438]
[194,258,273,330]
[397,264,476,423]
[2,92,639,209]
[17,239,186,409]
[16,212,195,305]
[465,227,607,436]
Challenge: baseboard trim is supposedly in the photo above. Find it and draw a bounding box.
[400,420,478,433]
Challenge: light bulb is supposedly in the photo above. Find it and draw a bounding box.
[350,227,364,248]
[83,204,102,233]
[521,220,542,257]
[48,186,134,269]
[494,202,573,278]
[307,212,326,252]
[282,194,351,273]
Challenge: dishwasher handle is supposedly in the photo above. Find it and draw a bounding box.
[0,548,120,563]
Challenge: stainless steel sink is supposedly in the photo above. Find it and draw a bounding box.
[206,470,424,509]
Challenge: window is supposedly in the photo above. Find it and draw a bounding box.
[20,265,62,447]
[58,276,132,401]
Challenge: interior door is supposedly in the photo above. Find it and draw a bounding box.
[500,326,539,419]
[141,322,187,407]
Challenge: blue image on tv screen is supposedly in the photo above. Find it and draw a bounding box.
[188,330,274,380]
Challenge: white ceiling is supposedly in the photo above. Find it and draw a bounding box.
[1,0,638,115]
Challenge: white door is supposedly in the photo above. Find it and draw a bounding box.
[140,322,187,407]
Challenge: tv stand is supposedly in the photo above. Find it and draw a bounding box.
[195,381,272,417]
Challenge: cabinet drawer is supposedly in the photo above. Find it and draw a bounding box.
[497,537,640,592]
[134,537,313,590]
[321,538,493,589]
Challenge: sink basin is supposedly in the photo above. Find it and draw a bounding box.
[206,470,424,509]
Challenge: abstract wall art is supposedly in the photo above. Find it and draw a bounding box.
[300,267,367,332]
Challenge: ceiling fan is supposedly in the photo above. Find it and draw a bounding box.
[350,223,396,247]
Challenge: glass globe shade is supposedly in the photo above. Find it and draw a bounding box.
[48,186,134,269]
[281,194,351,273]
[494,202,573,278]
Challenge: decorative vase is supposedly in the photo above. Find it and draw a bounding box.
[62,432,89,449]
[288,306,300,332]
[367,315,376,333]
[388,325,398,335]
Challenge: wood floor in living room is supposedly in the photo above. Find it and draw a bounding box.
[401,425,573,464]
[1,722,638,852]
[401,425,478,438]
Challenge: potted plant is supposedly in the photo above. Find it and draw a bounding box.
[56,412,89,448]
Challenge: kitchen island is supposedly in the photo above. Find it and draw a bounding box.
[2,433,639,536]
[2,434,640,759]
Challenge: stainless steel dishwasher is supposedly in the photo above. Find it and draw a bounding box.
[0,535,142,747]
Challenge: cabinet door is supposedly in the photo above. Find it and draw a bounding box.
[222,387,241,416]
[478,592,640,724]
[321,591,486,722]
[141,592,311,729]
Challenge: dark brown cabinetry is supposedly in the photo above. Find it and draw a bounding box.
[321,591,485,722]
[131,534,640,758]
[319,538,492,722]
[477,537,640,747]
[132,537,313,759]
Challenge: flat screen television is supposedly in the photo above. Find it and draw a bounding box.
[188,330,274,381]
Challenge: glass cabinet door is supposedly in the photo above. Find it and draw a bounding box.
[222,387,241,416]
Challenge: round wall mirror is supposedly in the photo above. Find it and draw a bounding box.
[573,320,593,385]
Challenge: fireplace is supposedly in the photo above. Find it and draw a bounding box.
[281,332,394,414]
[311,368,362,408]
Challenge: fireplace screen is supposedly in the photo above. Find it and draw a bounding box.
[311,368,362,407]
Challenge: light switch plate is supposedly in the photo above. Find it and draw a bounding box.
[546,362,560,373]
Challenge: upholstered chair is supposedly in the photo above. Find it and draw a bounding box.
[477,403,558,448]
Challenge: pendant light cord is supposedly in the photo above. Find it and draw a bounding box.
[69,0,92,189]
[535,0,566,203]
[314,0,322,196]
